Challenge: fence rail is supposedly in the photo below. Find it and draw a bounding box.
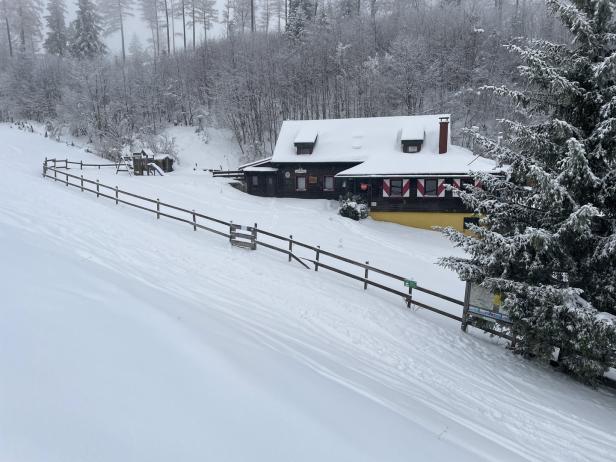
[211,170,244,179]
[43,157,511,341]
[47,158,118,170]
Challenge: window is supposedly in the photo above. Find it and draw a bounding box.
[424,179,438,196]
[324,176,334,191]
[405,144,419,153]
[296,176,307,191]
[297,146,313,155]
[251,175,259,186]
[390,179,403,197]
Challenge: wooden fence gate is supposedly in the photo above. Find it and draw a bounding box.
[229,223,257,250]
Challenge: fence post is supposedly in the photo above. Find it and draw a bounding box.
[252,223,257,250]
[193,210,197,231]
[53,159,56,169]
[315,246,320,272]
[156,199,160,219]
[80,175,84,192]
[43,158,47,177]
[80,160,83,170]
[54,165,57,181]
[364,261,369,290]
[288,235,293,262]
[461,281,471,332]
[65,172,69,186]
[229,221,233,243]
[115,186,119,204]
[96,180,100,197]
[65,159,68,169]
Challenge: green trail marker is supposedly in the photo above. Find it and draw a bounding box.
[404,279,417,289]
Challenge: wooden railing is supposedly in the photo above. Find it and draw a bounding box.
[46,158,118,170]
[249,226,464,322]
[43,158,512,340]
[211,169,245,179]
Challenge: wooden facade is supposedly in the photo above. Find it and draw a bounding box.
[243,162,473,215]
[245,162,359,200]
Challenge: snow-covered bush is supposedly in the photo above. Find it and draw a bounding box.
[146,135,178,161]
[338,194,368,221]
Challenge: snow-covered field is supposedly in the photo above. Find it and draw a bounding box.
[2,124,616,461]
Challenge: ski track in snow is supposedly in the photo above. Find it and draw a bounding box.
[1,124,616,462]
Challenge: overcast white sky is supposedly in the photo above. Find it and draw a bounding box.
[64,0,227,54]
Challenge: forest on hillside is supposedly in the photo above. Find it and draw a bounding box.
[1,0,568,162]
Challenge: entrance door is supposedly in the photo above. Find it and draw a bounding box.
[266,175,276,196]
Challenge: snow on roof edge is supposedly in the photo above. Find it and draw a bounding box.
[239,157,272,170]
[401,126,425,141]
[294,128,318,145]
[243,166,279,172]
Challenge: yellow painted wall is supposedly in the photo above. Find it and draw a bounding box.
[369,211,476,232]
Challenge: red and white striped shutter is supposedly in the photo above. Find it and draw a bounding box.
[382,179,390,197]
[402,179,411,197]
[416,179,424,197]
[437,179,446,197]
[452,178,461,197]
[474,179,482,189]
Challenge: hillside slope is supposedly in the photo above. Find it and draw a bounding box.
[1,124,616,462]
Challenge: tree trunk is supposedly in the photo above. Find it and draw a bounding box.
[163,0,170,54]
[119,1,126,63]
[203,8,207,48]
[250,0,255,33]
[18,5,25,52]
[171,1,176,52]
[192,1,196,49]
[370,0,377,50]
[154,0,160,56]
[4,16,11,57]
[182,0,186,50]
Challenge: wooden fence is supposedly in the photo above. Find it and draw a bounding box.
[211,169,245,180]
[42,157,512,341]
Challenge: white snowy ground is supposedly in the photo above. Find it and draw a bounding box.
[1,124,616,462]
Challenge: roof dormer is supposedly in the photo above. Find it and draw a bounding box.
[400,126,424,153]
[294,128,318,155]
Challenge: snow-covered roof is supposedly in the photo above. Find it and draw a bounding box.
[401,126,425,141]
[154,153,173,160]
[336,149,502,177]
[271,115,502,176]
[238,157,272,170]
[294,128,318,145]
[243,166,279,172]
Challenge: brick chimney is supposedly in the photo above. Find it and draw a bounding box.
[439,116,449,154]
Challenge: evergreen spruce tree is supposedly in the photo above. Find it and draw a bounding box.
[286,0,313,37]
[43,0,67,56]
[441,0,616,384]
[69,0,105,59]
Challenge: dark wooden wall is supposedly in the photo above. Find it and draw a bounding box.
[244,164,474,214]
[245,163,361,199]
[365,177,472,212]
